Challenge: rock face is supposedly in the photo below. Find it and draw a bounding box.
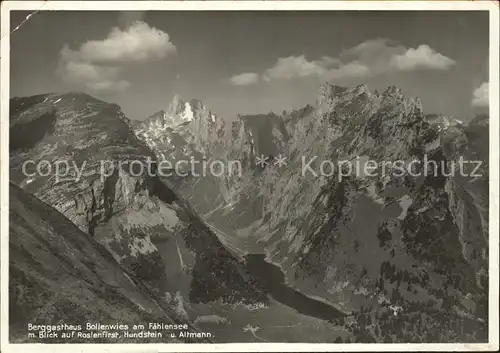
[131,95,236,216]
[134,85,489,342]
[9,183,185,343]
[132,95,225,163]
[263,84,489,342]
[131,99,291,221]
[9,92,267,336]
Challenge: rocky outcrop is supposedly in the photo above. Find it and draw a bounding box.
[132,95,225,162]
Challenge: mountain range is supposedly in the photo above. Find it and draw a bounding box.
[8,83,489,343]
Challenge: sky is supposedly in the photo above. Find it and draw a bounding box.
[10,10,489,121]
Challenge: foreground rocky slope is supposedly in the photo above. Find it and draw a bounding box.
[134,84,489,342]
[9,93,267,341]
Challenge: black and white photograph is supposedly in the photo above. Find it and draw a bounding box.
[1,1,498,351]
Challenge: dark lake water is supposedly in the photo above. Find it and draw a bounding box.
[245,254,346,325]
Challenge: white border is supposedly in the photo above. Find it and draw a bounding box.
[1,1,498,352]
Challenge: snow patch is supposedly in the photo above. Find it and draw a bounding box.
[180,102,194,123]
[416,206,429,213]
[24,178,34,186]
[248,130,255,146]
[397,195,413,220]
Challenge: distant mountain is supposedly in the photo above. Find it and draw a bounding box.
[424,114,464,132]
[133,95,224,163]
[131,97,292,216]
[134,84,489,342]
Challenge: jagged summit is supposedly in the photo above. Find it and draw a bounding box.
[316,83,423,107]
[382,84,403,97]
[131,94,224,163]
[141,94,217,131]
[168,94,207,115]
[317,83,371,105]
[167,93,192,119]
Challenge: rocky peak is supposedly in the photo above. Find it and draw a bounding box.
[136,94,215,135]
[383,84,402,96]
[167,93,184,114]
[317,83,349,104]
[132,94,223,161]
[317,83,371,105]
[165,94,216,126]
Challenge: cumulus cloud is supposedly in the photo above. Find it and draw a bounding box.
[57,21,176,93]
[324,61,371,81]
[390,44,456,71]
[58,60,120,83]
[472,82,489,107]
[262,55,329,81]
[342,38,400,60]
[61,22,176,64]
[233,38,456,84]
[229,72,260,86]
